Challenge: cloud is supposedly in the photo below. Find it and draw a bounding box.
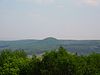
[35,0,54,4]
[75,0,100,6]
[78,0,100,6]
[84,0,99,6]
[16,0,33,3]
[56,4,65,8]
[16,0,55,5]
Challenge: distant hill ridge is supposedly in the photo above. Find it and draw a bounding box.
[0,37,100,55]
[43,37,58,40]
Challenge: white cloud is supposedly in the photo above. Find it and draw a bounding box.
[75,0,100,6]
[35,0,54,4]
[16,0,55,5]
[84,0,99,6]
[16,0,33,3]
[81,0,100,6]
[56,4,64,8]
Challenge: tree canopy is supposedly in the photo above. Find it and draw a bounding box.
[0,47,100,75]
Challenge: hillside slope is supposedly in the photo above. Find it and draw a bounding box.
[0,37,100,55]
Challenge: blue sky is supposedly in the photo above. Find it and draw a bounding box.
[0,0,100,40]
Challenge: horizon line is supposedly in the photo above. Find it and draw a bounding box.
[0,37,100,41]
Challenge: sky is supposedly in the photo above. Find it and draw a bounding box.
[0,0,100,40]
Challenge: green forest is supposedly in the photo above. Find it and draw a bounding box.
[0,47,100,75]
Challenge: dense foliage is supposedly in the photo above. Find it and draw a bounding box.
[0,47,100,75]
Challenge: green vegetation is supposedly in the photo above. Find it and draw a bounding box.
[0,38,100,55]
[0,47,100,75]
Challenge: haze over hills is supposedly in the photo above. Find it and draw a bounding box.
[0,37,100,55]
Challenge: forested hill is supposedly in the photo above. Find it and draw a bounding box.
[0,37,100,55]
